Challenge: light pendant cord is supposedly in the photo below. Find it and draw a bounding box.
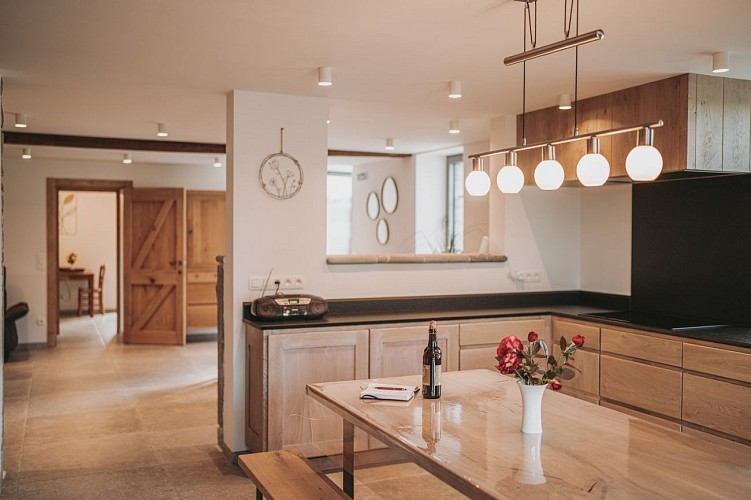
[573,0,580,136]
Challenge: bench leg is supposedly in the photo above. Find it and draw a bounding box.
[343,421,355,498]
[256,489,262,500]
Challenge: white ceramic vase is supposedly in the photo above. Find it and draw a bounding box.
[518,381,547,434]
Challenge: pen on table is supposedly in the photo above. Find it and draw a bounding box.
[374,386,409,391]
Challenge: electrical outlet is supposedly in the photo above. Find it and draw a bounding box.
[36,318,45,326]
[509,269,541,283]
[249,274,305,291]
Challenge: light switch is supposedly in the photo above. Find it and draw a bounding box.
[36,253,45,271]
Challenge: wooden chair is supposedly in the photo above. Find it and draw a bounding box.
[78,265,105,317]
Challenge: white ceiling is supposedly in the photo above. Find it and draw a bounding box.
[1,0,750,163]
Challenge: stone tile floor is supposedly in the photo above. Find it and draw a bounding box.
[2,314,463,499]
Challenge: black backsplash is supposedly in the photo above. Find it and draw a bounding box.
[632,174,751,326]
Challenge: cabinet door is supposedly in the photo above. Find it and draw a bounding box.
[683,373,751,441]
[600,354,682,420]
[552,318,601,403]
[459,318,548,371]
[369,324,459,378]
[267,329,369,456]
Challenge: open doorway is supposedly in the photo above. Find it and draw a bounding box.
[46,179,133,347]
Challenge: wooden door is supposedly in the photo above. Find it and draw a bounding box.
[186,190,226,331]
[124,188,186,345]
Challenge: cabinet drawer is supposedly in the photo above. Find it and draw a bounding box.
[683,373,751,441]
[601,328,682,367]
[600,354,682,419]
[459,347,497,371]
[552,347,600,397]
[552,318,601,350]
[460,318,546,347]
[683,344,751,383]
[187,282,217,305]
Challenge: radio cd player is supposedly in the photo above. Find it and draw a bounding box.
[250,294,329,320]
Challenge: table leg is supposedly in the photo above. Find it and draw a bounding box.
[343,420,354,498]
[88,276,94,317]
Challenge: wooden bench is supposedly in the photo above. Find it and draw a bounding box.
[238,449,349,500]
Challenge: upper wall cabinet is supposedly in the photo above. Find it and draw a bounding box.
[515,74,751,182]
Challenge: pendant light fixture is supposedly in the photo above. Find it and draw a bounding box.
[213,157,223,168]
[449,119,460,134]
[318,67,333,86]
[385,138,395,151]
[157,123,169,137]
[466,158,491,196]
[626,127,663,181]
[123,153,132,164]
[712,52,729,73]
[497,151,525,193]
[448,81,462,99]
[576,137,609,186]
[558,93,572,110]
[15,113,28,128]
[535,145,564,190]
[22,148,32,159]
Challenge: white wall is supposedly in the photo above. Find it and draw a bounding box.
[58,191,117,311]
[351,157,415,254]
[415,152,447,254]
[3,157,225,344]
[463,140,491,253]
[580,184,632,294]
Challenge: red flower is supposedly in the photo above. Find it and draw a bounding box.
[497,351,522,374]
[550,379,563,391]
[527,331,539,342]
[572,335,585,348]
[496,335,523,358]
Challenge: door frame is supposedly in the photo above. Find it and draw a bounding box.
[46,178,133,347]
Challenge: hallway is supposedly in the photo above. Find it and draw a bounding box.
[2,314,253,499]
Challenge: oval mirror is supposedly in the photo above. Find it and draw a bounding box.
[381,177,398,214]
[376,218,389,245]
[366,191,380,220]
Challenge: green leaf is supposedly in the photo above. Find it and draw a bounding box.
[531,343,541,356]
[560,336,567,351]
[547,355,557,367]
[559,367,576,380]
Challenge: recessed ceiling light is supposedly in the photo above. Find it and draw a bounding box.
[318,67,333,86]
[21,148,31,159]
[157,123,169,137]
[123,153,132,164]
[712,52,729,73]
[385,138,395,151]
[448,81,462,99]
[15,113,28,128]
[449,119,460,134]
[213,157,222,168]
[558,93,572,110]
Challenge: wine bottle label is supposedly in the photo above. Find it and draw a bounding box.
[422,364,441,387]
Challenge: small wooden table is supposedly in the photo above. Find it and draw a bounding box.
[307,370,751,499]
[58,269,95,316]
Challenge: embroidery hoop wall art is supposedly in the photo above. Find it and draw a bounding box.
[259,128,304,200]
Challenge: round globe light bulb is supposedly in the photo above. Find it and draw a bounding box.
[465,170,491,196]
[534,160,565,190]
[576,153,610,186]
[626,145,663,181]
[497,165,525,193]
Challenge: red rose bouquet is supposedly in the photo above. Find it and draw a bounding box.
[495,331,585,391]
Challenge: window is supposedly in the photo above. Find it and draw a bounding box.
[326,165,353,254]
[445,154,464,253]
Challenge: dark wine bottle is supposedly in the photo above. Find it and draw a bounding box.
[422,320,442,399]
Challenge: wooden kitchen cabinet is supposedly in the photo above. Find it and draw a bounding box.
[369,323,459,378]
[459,317,548,371]
[266,328,369,456]
[600,327,683,425]
[552,318,601,404]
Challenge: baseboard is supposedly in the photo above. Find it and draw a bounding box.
[16,342,48,351]
[220,440,252,465]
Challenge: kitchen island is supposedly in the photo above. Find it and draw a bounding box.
[308,370,751,499]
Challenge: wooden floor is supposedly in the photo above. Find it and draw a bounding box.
[2,314,464,499]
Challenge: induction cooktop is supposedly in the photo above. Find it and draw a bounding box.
[581,311,726,331]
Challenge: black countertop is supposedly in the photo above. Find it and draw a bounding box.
[242,291,751,349]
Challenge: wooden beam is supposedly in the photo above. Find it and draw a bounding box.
[327,149,412,158]
[3,131,226,154]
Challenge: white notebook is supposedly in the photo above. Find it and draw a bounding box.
[359,383,419,401]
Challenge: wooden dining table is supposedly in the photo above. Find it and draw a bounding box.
[58,269,94,316]
[306,369,751,499]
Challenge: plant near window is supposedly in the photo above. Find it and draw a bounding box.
[66,252,78,266]
[495,332,585,391]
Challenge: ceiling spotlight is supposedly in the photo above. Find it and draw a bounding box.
[534,145,565,190]
[626,127,663,181]
[318,67,333,86]
[326,119,331,124]
[466,158,491,196]
[385,138,395,151]
[21,148,32,159]
[15,113,28,128]
[157,123,169,137]
[448,81,462,99]
[712,52,729,73]
[576,137,610,186]
[497,152,525,194]
[558,93,572,110]
[449,119,460,134]
[213,157,222,168]
[123,153,132,164]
